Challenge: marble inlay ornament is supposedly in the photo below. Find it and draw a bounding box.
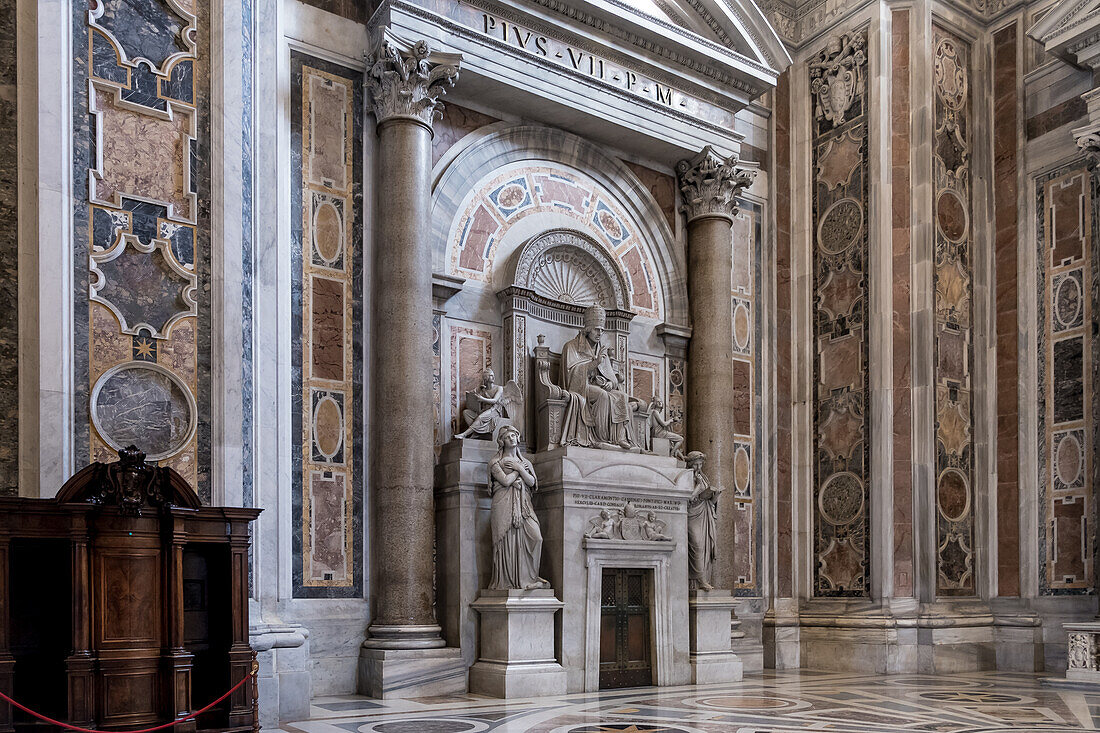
[809,32,866,125]
[817,198,863,254]
[934,39,968,111]
[818,472,863,526]
[676,146,757,224]
[90,234,198,338]
[367,37,460,128]
[91,361,197,460]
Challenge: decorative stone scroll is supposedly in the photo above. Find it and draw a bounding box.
[676,146,757,224]
[584,500,673,542]
[366,36,460,128]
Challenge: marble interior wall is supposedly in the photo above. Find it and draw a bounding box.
[932,27,976,597]
[993,22,1020,597]
[774,70,793,600]
[1036,162,1096,596]
[0,0,15,495]
[290,53,363,599]
[78,0,210,499]
[810,30,871,598]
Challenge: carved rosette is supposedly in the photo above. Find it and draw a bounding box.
[367,38,460,129]
[676,146,757,224]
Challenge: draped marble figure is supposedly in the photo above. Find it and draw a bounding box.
[686,450,722,591]
[487,425,549,591]
[560,304,639,450]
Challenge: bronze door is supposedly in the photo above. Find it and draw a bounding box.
[599,568,653,689]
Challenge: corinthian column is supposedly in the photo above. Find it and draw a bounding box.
[676,146,757,590]
[360,36,464,698]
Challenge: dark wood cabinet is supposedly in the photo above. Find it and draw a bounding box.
[0,447,261,733]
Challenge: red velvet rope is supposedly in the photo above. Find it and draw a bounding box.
[0,666,255,733]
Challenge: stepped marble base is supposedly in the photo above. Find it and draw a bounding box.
[469,589,567,698]
[357,646,466,698]
[689,590,743,684]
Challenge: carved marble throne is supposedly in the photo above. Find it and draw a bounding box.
[496,228,657,452]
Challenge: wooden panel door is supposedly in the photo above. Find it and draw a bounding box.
[598,568,653,689]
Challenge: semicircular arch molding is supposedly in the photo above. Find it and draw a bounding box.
[431,124,686,325]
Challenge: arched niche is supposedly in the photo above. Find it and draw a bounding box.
[497,229,636,398]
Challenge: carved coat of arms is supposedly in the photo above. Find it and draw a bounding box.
[810,33,867,126]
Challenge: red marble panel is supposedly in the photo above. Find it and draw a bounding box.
[624,160,677,232]
[308,471,348,581]
[433,104,499,167]
[820,334,862,392]
[533,174,590,211]
[993,23,1020,596]
[1053,498,1086,582]
[731,358,751,435]
[1053,175,1086,264]
[458,203,498,272]
[311,275,345,381]
[621,246,654,311]
[1026,96,1087,141]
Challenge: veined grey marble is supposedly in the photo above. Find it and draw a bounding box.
[468,589,567,698]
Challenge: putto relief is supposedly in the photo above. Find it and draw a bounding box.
[584,500,673,542]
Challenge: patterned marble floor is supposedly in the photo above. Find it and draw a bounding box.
[275,670,1100,733]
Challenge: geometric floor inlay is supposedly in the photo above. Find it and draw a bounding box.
[279,670,1100,733]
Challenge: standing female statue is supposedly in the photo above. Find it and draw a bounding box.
[686,450,722,591]
[487,425,549,590]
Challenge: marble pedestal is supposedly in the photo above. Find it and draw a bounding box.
[1053,622,1100,685]
[688,590,744,684]
[532,446,693,692]
[469,589,567,697]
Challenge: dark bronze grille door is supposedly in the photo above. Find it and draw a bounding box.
[599,568,653,689]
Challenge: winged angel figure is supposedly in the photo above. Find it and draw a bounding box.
[456,367,525,440]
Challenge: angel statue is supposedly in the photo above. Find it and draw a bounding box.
[584,508,617,539]
[456,367,524,440]
[487,425,549,591]
[641,511,672,542]
[686,450,723,591]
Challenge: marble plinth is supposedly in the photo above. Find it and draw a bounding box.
[689,590,743,684]
[469,589,567,698]
[1061,622,1100,684]
[357,647,466,698]
[532,445,693,692]
[250,623,310,726]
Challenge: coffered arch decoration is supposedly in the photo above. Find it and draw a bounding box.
[431,124,686,325]
[509,228,632,312]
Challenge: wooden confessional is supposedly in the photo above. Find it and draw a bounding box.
[0,446,261,733]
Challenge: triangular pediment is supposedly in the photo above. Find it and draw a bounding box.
[559,0,792,88]
[1028,0,1100,69]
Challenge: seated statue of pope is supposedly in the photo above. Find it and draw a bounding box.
[559,304,641,451]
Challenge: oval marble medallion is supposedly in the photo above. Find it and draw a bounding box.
[734,445,751,493]
[937,468,970,522]
[936,189,967,242]
[91,361,196,460]
[1055,274,1083,329]
[313,395,344,459]
[817,198,863,254]
[734,301,751,350]
[1056,433,1083,486]
[496,183,526,210]
[598,210,623,240]
[819,472,864,526]
[313,200,343,264]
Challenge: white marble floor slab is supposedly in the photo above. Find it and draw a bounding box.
[278,670,1100,732]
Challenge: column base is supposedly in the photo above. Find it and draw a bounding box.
[469,589,567,698]
[689,590,743,684]
[357,647,466,698]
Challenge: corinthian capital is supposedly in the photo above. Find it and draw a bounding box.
[676,146,758,224]
[367,36,460,129]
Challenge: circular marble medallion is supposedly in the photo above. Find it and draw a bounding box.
[918,691,1024,704]
[936,468,970,522]
[733,301,751,350]
[936,190,968,242]
[734,445,751,493]
[819,471,864,526]
[1055,274,1083,329]
[367,720,486,733]
[313,395,343,460]
[817,198,863,254]
[694,695,794,710]
[568,726,695,733]
[312,200,343,264]
[1056,432,1083,486]
[496,183,526,209]
[91,361,196,461]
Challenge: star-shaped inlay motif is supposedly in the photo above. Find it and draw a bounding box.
[134,337,155,360]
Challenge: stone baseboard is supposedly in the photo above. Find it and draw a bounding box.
[690,650,744,684]
[469,660,568,697]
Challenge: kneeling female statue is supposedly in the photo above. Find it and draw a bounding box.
[487,425,549,591]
